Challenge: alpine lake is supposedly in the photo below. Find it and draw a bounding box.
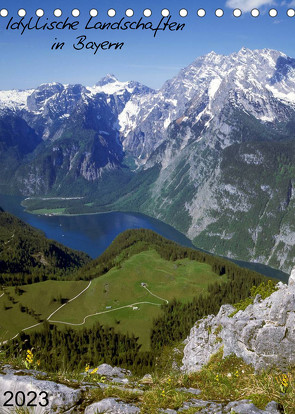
[0,194,288,282]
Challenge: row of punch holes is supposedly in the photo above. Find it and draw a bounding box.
[1,8,295,18]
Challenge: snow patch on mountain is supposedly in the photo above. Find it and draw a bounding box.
[88,80,132,96]
[208,78,222,100]
[0,89,34,110]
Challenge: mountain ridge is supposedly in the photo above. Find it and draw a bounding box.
[2,47,295,272]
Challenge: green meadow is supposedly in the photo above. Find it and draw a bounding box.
[0,281,87,341]
[0,250,226,349]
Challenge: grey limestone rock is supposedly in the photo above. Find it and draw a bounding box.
[181,304,235,372]
[288,266,295,286]
[182,278,295,373]
[177,399,280,413]
[0,368,83,413]
[95,363,131,378]
[178,399,223,412]
[176,387,201,396]
[224,400,281,413]
[84,397,140,414]
[89,363,131,384]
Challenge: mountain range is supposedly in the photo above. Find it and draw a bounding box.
[2,47,295,272]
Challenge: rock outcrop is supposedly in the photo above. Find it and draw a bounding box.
[0,362,281,413]
[0,364,280,414]
[85,398,140,414]
[162,399,281,413]
[87,363,131,384]
[0,365,83,413]
[0,364,134,413]
[182,275,295,373]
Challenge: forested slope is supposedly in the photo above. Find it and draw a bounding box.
[0,208,91,285]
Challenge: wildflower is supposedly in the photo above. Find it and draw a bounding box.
[90,367,98,375]
[227,373,232,378]
[235,370,239,377]
[100,376,106,383]
[85,364,90,373]
[161,389,165,397]
[37,360,40,367]
[216,374,219,381]
[276,373,289,394]
[26,350,33,365]
[24,349,34,368]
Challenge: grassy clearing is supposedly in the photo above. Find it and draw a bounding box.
[0,250,225,348]
[54,250,226,348]
[30,208,66,215]
[0,280,88,339]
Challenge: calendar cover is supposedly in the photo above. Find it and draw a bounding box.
[0,1,294,413]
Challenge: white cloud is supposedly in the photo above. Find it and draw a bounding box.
[225,0,276,12]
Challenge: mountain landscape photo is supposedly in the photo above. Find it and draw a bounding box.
[1,0,295,413]
[2,48,295,273]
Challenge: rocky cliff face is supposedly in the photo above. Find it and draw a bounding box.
[0,76,152,194]
[182,270,295,373]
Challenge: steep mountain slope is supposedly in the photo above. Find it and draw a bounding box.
[0,77,152,194]
[0,208,90,284]
[2,48,295,271]
[138,49,295,272]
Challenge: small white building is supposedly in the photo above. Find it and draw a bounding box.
[106,306,112,309]
[132,306,139,311]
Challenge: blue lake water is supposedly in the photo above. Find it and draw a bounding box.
[0,194,288,282]
[0,195,195,258]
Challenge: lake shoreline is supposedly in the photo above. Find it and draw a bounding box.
[0,193,289,282]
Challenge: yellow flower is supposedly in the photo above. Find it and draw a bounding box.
[37,360,40,366]
[85,364,90,373]
[276,373,290,393]
[90,367,98,375]
[26,350,34,365]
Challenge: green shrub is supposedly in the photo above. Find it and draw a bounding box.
[230,280,278,317]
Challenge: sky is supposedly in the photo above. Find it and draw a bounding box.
[0,0,295,90]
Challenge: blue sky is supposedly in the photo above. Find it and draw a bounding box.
[0,0,295,90]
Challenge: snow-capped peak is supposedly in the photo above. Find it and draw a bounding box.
[2,47,295,162]
[88,75,135,96]
[96,74,118,87]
